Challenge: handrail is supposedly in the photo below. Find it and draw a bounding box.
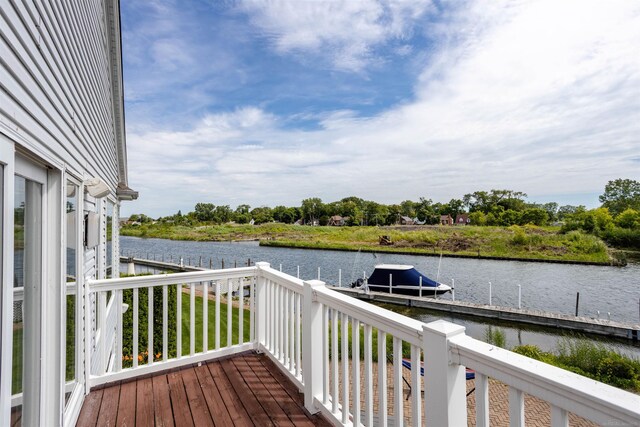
[88,266,256,292]
[449,333,640,426]
[314,285,424,346]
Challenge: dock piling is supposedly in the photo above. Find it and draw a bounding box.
[518,284,522,309]
[575,292,580,316]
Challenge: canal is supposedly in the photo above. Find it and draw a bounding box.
[120,236,640,356]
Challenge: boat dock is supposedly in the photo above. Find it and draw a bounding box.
[121,257,640,341]
[330,287,640,341]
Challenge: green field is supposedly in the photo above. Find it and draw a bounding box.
[122,222,615,264]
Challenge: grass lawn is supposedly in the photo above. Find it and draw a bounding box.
[179,294,251,355]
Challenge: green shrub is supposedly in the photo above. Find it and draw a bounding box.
[601,227,640,249]
[513,344,543,360]
[510,226,528,246]
[484,326,506,348]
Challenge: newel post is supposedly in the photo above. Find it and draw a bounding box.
[303,279,325,413]
[423,320,467,427]
[255,262,270,350]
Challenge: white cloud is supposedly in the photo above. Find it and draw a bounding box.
[124,0,640,216]
[239,0,433,72]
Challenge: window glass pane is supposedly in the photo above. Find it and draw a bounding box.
[65,182,78,401]
[13,175,42,426]
[107,202,113,278]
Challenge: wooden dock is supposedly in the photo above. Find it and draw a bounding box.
[331,287,640,341]
[120,257,640,341]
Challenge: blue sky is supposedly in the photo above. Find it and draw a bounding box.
[120,0,640,217]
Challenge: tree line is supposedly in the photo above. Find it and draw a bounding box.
[127,179,639,238]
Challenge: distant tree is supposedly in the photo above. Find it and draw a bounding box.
[519,208,548,226]
[273,205,296,224]
[386,204,401,225]
[399,200,416,218]
[414,197,435,222]
[499,209,522,226]
[541,202,559,222]
[213,205,232,223]
[250,206,273,224]
[468,211,486,226]
[615,208,640,229]
[599,179,640,216]
[464,189,526,214]
[301,197,324,224]
[557,205,584,221]
[194,203,215,222]
[234,204,251,224]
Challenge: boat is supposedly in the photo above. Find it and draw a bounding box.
[352,264,452,296]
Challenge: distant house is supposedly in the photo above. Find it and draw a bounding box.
[328,215,347,226]
[399,216,415,225]
[455,213,471,225]
[440,215,454,226]
[413,217,426,225]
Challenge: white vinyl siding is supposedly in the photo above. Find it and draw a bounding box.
[0,1,119,187]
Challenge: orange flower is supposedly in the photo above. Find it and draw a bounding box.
[138,355,143,362]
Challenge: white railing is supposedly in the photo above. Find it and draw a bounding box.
[87,262,640,426]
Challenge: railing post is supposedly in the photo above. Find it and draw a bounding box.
[303,279,325,414]
[422,320,467,427]
[255,262,270,349]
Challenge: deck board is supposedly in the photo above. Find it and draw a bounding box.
[135,377,154,427]
[77,352,332,427]
[116,380,137,426]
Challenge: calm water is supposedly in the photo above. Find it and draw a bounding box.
[120,236,640,355]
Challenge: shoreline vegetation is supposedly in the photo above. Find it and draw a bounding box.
[121,223,627,266]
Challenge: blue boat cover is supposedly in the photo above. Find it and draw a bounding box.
[368,266,439,288]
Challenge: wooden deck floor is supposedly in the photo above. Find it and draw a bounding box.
[76,352,331,427]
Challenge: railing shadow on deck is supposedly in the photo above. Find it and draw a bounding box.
[87,262,640,427]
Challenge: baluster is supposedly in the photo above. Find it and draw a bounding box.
[203,281,208,352]
[190,283,195,355]
[378,330,388,427]
[322,305,330,405]
[393,337,403,427]
[295,292,301,377]
[332,309,339,414]
[476,373,489,427]
[509,387,524,427]
[227,278,232,347]
[116,290,123,372]
[148,287,154,365]
[284,288,290,368]
[238,279,244,345]
[265,280,271,351]
[177,284,182,358]
[352,319,361,427]
[289,290,295,372]
[133,288,139,369]
[364,324,373,427]
[341,313,350,424]
[551,405,568,427]
[275,284,280,358]
[410,344,421,427]
[249,277,255,343]
[163,285,168,362]
[98,291,106,374]
[215,281,221,350]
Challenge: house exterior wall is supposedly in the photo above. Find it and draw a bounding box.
[0,1,131,425]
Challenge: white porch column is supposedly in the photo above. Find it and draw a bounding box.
[302,279,325,414]
[255,262,270,349]
[423,320,467,427]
